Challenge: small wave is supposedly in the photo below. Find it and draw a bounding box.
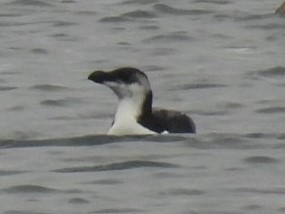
[257,66,285,77]
[0,86,17,92]
[75,11,98,16]
[5,0,52,7]
[220,102,243,109]
[248,23,285,30]
[54,160,178,173]
[213,13,273,22]
[246,66,285,80]
[4,211,48,214]
[99,16,129,23]
[182,134,279,150]
[100,10,156,23]
[189,110,228,116]
[121,10,157,18]
[2,133,285,151]
[0,170,26,176]
[243,204,263,211]
[94,208,145,213]
[0,136,114,149]
[40,99,68,107]
[1,185,81,195]
[52,21,78,27]
[121,0,159,5]
[30,48,48,54]
[235,14,273,22]
[31,84,69,92]
[40,97,80,107]
[143,31,195,43]
[159,188,205,196]
[234,187,285,195]
[1,185,57,194]
[244,133,283,139]
[50,33,69,38]
[151,47,176,56]
[61,0,76,4]
[0,135,188,149]
[83,179,123,185]
[0,13,24,17]
[154,4,212,16]
[256,107,285,114]
[68,197,89,204]
[243,156,280,164]
[172,83,227,90]
[193,0,230,5]
[0,21,22,27]
[139,25,160,30]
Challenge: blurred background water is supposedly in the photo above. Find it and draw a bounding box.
[0,0,285,213]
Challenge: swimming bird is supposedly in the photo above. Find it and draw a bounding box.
[88,67,196,135]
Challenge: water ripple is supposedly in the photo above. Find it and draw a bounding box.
[4,211,49,214]
[243,156,280,164]
[68,197,89,204]
[99,16,129,23]
[2,133,285,149]
[93,208,145,213]
[0,170,26,176]
[54,160,178,172]
[1,185,57,194]
[31,84,69,92]
[143,31,195,43]
[121,10,157,18]
[256,107,285,114]
[159,188,205,196]
[121,0,159,5]
[246,66,285,80]
[171,83,227,90]
[5,0,52,7]
[99,10,156,23]
[154,4,213,15]
[257,66,285,77]
[193,0,231,5]
[30,48,48,54]
[234,187,285,195]
[0,86,17,92]
[40,97,80,107]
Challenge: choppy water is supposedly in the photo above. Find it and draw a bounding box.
[1,0,285,213]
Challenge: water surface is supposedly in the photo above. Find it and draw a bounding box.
[1,0,285,213]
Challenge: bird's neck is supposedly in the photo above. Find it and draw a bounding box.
[114,91,152,123]
[140,91,152,119]
[108,91,156,135]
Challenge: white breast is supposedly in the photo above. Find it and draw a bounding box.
[107,97,156,135]
[108,121,156,135]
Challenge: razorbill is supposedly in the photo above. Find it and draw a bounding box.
[88,67,196,135]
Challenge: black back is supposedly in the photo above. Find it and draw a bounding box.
[138,108,196,134]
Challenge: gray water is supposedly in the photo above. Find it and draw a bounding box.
[1,0,285,213]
